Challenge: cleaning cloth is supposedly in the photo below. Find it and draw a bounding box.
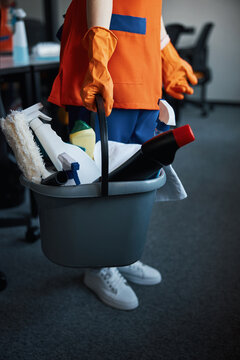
[94,140,141,173]
[155,164,187,201]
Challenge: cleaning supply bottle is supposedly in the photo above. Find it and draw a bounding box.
[12,8,29,64]
[22,103,101,184]
[106,125,195,182]
[69,119,96,159]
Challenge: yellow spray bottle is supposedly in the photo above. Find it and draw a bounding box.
[69,120,96,159]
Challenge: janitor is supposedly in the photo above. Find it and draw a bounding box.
[49,0,198,310]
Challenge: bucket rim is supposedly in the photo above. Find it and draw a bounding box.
[20,169,166,198]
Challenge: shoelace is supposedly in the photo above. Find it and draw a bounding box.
[120,261,145,279]
[100,267,127,294]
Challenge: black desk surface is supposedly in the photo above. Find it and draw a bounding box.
[0,55,59,74]
[0,55,60,106]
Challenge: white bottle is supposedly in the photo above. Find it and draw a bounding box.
[12,8,29,64]
[23,103,101,184]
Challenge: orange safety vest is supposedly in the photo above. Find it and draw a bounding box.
[0,7,13,53]
[48,0,162,110]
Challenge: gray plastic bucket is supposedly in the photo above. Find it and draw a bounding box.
[20,171,166,267]
[20,95,167,267]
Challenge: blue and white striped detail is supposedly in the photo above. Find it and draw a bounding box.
[0,36,10,41]
[110,14,146,35]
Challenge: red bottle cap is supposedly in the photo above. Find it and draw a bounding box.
[173,125,195,147]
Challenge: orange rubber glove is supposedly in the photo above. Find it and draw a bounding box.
[80,27,117,116]
[161,42,198,100]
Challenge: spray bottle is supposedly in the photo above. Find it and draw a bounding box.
[22,103,101,184]
[12,8,29,64]
[105,125,195,182]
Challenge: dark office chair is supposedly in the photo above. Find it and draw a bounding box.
[0,90,40,290]
[0,94,7,291]
[25,18,48,50]
[0,90,40,242]
[164,23,196,122]
[0,271,7,291]
[177,22,215,116]
[166,23,195,47]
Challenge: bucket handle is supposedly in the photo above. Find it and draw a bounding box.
[95,94,109,197]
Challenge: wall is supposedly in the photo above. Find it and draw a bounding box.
[17,0,44,22]
[162,0,240,103]
[58,0,70,24]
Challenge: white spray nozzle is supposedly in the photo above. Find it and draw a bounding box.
[26,111,52,122]
[22,102,43,115]
[58,152,80,185]
[12,8,27,19]
[22,103,52,123]
[58,152,77,171]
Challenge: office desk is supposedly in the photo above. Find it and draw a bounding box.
[30,57,59,102]
[0,56,33,108]
[0,55,59,107]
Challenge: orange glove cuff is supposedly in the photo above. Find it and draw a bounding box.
[161,42,181,74]
[82,27,118,61]
[80,27,118,116]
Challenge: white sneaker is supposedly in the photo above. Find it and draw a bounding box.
[118,261,162,285]
[83,267,139,310]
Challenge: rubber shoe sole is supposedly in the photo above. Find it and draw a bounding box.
[119,271,162,285]
[83,276,139,311]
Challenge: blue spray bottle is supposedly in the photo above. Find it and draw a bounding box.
[12,8,29,64]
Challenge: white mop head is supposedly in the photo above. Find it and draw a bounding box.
[0,110,50,183]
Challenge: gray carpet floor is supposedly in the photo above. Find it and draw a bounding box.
[0,104,240,360]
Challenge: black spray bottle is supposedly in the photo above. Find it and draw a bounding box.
[107,124,195,182]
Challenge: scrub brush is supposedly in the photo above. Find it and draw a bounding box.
[0,104,51,183]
